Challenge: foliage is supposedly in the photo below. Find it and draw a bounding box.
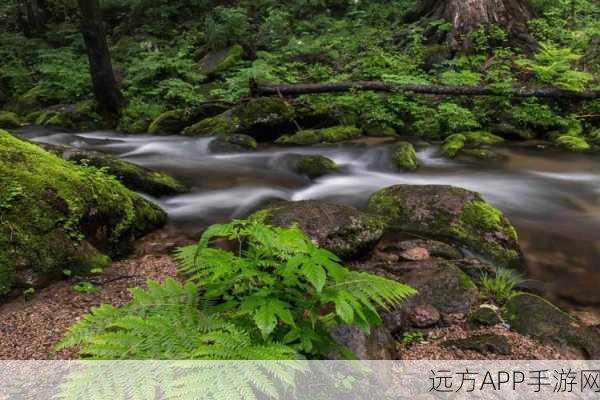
[479,268,524,305]
[71,282,99,294]
[204,7,251,50]
[35,49,92,103]
[516,43,593,91]
[59,220,415,359]
[402,331,425,346]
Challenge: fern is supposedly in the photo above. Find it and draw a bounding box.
[60,220,415,361]
[174,219,416,357]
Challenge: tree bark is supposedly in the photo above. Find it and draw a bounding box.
[407,0,536,53]
[78,0,123,119]
[250,80,600,100]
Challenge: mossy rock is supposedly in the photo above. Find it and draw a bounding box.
[0,111,20,129]
[209,134,257,153]
[553,135,591,152]
[0,130,166,297]
[367,185,522,268]
[442,134,466,158]
[503,293,600,359]
[198,44,244,77]
[41,144,187,196]
[34,101,104,131]
[468,305,502,327]
[294,155,339,179]
[276,125,362,146]
[359,258,479,326]
[183,98,295,141]
[442,132,504,158]
[251,200,385,260]
[392,142,418,172]
[148,110,188,135]
[443,334,511,355]
[363,122,398,138]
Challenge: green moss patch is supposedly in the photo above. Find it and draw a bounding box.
[0,111,20,129]
[295,155,339,179]
[0,130,166,296]
[553,135,591,152]
[276,125,362,145]
[392,142,418,172]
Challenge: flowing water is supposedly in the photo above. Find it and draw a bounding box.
[20,127,600,309]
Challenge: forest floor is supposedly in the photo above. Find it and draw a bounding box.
[0,228,581,360]
[0,227,191,360]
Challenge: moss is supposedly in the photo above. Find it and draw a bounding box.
[392,142,418,171]
[0,130,166,296]
[367,185,522,268]
[0,111,20,129]
[363,123,397,137]
[35,102,104,131]
[442,134,466,158]
[295,155,339,179]
[276,125,362,145]
[462,131,505,146]
[461,148,501,160]
[458,269,477,290]
[553,135,591,152]
[183,112,233,136]
[503,293,600,358]
[62,149,187,196]
[148,110,187,134]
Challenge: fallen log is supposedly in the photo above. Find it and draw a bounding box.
[250,80,600,100]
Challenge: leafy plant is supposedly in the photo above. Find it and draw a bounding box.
[175,220,416,357]
[516,42,593,91]
[23,287,36,301]
[402,331,425,346]
[71,282,99,294]
[58,220,415,360]
[480,268,524,304]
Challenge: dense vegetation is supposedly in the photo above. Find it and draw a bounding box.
[0,0,598,147]
[1,0,600,371]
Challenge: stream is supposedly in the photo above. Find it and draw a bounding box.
[20,127,600,309]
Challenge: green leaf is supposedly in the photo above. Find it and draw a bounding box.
[254,304,278,338]
[301,261,326,293]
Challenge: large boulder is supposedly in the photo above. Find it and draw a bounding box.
[0,130,166,296]
[183,98,295,141]
[41,144,187,196]
[208,134,257,153]
[251,200,385,260]
[503,293,600,359]
[198,45,243,77]
[367,185,522,268]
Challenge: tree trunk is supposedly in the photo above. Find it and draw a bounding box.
[78,0,123,120]
[408,0,536,53]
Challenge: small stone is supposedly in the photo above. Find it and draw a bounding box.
[468,305,502,327]
[409,305,441,328]
[400,247,430,261]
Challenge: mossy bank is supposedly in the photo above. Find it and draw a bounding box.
[0,130,166,297]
